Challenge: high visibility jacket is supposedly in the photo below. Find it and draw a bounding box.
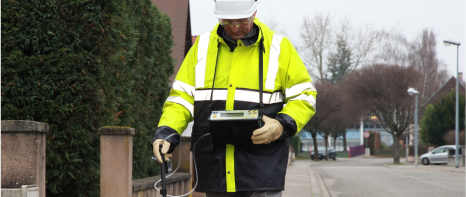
[152,18,316,192]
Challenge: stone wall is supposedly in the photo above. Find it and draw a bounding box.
[1,120,49,197]
[99,127,135,197]
[447,147,466,166]
[132,173,191,197]
[1,185,39,197]
[99,127,192,197]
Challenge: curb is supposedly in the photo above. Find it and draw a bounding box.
[382,163,466,173]
[309,166,331,197]
[308,165,319,197]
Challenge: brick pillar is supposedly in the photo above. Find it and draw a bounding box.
[98,127,135,197]
[1,120,49,197]
[171,136,191,173]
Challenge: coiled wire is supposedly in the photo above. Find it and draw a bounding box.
[153,133,211,197]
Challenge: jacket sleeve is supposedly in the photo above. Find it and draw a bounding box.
[152,38,199,153]
[276,38,317,140]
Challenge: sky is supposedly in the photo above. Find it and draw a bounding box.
[189,0,466,77]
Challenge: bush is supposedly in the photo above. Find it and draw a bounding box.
[364,131,380,155]
[420,90,465,146]
[1,0,174,196]
[443,130,465,145]
[380,142,389,150]
[289,134,301,153]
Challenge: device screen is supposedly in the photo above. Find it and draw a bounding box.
[220,113,244,118]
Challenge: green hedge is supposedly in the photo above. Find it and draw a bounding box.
[1,0,174,196]
[290,134,301,153]
[420,90,465,146]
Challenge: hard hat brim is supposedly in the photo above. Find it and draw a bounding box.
[214,0,258,19]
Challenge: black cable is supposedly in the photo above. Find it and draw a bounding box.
[259,37,264,119]
[154,133,210,197]
[209,41,221,111]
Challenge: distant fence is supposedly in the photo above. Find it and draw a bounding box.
[408,146,429,156]
[349,145,365,157]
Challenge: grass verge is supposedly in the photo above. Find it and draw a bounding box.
[387,163,406,165]
[337,151,349,158]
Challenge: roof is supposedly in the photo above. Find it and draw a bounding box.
[420,76,465,109]
[419,76,465,120]
[151,0,193,82]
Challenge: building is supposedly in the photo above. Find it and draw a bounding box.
[151,0,193,82]
[300,114,394,152]
[419,74,465,121]
[299,130,362,152]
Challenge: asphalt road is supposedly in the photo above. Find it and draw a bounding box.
[312,157,466,197]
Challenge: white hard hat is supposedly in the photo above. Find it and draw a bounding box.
[214,0,259,19]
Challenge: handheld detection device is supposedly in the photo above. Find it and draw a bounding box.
[208,109,261,145]
[207,37,266,145]
[159,145,168,197]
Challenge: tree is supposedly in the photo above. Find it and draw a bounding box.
[443,130,465,145]
[372,29,449,105]
[330,128,343,150]
[371,29,411,67]
[419,90,465,146]
[304,80,342,160]
[1,0,174,196]
[300,12,334,80]
[327,37,352,83]
[289,134,301,154]
[300,13,376,153]
[319,92,347,159]
[300,12,377,80]
[408,29,450,105]
[344,64,421,163]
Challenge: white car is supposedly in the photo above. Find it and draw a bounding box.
[419,145,457,165]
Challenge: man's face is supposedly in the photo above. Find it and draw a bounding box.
[221,13,256,41]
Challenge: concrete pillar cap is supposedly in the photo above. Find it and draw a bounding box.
[98,126,135,135]
[1,120,49,133]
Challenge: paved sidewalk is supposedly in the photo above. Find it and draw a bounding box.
[283,160,330,197]
[283,157,465,197]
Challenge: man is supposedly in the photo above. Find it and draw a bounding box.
[152,0,316,196]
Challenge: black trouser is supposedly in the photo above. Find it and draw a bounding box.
[205,191,282,197]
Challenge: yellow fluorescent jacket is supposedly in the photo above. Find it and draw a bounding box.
[154,18,316,192]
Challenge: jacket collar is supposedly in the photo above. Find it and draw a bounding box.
[214,18,268,47]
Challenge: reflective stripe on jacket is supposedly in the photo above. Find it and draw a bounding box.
[152,18,316,192]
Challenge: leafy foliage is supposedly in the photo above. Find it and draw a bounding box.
[1,0,174,196]
[327,38,352,83]
[420,90,465,146]
[289,134,301,153]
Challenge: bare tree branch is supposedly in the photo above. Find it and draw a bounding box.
[344,64,422,163]
[300,12,334,79]
[299,12,377,81]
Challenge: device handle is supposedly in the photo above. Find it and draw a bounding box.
[159,145,167,197]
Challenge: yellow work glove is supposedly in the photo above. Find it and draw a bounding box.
[251,115,284,144]
[152,139,172,164]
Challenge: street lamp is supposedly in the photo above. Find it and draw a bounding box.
[444,39,461,168]
[408,87,420,167]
